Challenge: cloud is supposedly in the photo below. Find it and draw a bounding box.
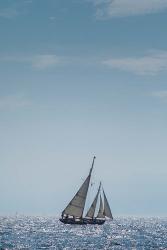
[89,0,167,19]
[102,51,167,75]
[31,55,61,69]
[0,54,63,69]
[151,91,167,99]
[0,94,32,111]
[0,0,32,19]
[2,51,167,75]
[49,16,56,21]
[0,8,18,19]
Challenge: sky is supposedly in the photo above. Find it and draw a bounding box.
[0,0,167,217]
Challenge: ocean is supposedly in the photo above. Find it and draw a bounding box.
[0,216,167,249]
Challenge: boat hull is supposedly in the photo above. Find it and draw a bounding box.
[59,218,105,225]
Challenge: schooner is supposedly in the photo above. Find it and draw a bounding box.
[60,156,113,225]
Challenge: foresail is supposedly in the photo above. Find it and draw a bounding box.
[85,183,101,218]
[63,157,96,218]
[96,194,105,218]
[63,175,91,217]
[103,190,113,219]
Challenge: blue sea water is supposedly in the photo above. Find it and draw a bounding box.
[0,216,167,249]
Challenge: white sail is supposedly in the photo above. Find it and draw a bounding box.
[103,190,113,219]
[96,194,105,218]
[85,183,101,218]
[62,157,95,218]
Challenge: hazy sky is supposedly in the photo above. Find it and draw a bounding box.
[0,0,167,217]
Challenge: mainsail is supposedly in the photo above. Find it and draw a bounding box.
[62,156,95,218]
[96,194,105,218]
[103,189,113,219]
[85,182,101,218]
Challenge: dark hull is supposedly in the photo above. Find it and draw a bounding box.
[59,218,105,225]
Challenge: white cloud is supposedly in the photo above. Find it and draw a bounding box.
[49,16,56,21]
[89,0,167,19]
[32,55,61,69]
[24,0,33,3]
[0,8,18,19]
[0,54,63,69]
[0,0,32,19]
[151,91,167,99]
[0,94,32,111]
[102,51,167,75]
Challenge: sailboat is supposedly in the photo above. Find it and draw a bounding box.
[59,156,113,225]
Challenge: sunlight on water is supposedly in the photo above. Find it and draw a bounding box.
[0,216,167,249]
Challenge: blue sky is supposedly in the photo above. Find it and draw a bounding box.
[0,0,167,216]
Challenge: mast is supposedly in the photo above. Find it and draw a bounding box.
[62,156,96,218]
[89,156,96,176]
[85,182,101,218]
[103,189,113,219]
